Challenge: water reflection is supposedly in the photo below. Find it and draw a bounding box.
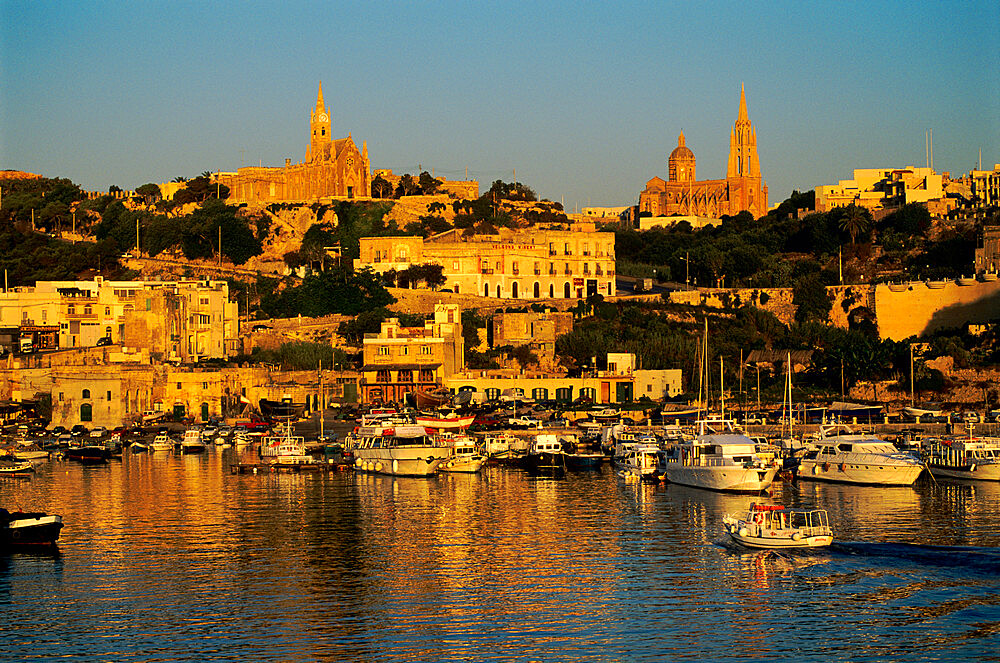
[2,457,999,661]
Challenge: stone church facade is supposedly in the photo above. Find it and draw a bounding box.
[219,83,371,203]
[639,85,768,219]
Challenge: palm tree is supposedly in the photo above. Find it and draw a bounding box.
[839,204,871,244]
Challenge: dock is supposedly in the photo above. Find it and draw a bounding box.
[230,460,349,475]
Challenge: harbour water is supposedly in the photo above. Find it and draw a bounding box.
[3,450,999,661]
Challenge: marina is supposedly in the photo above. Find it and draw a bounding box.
[1,445,998,661]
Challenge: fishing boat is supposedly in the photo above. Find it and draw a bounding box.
[413,387,452,409]
[259,424,313,466]
[660,418,779,493]
[522,434,565,475]
[65,444,110,464]
[348,424,445,476]
[619,444,663,482]
[480,433,524,464]
[561,434,604,471]
[922,435,1000,481]
[723,503,834,549]
[150,433,173,452]
[415,412,476,432]
[797,424,924,485]
[179,429,206,453]
[259,398,305,421]
[130,440,148,453]
[1,507,63,547]
[0,460,34,474]
[438,434,485,473]
[233,433,251,449]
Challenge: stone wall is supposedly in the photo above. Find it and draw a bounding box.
[385,288,581,316]
[875,279,1000,340]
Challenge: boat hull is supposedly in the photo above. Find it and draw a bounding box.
[727,530,833,549]
[439,456,485,473]
[927,462,1000,482]
[65,447,110,464]
[661,465,778,493]
[565,453,604,471]
[353,446,444,476]
[798,460,923,485]
[1,513,63,547]
[523,451,565,474]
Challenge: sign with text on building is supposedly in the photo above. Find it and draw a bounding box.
[573,278,584,287]
[491,244,537,250]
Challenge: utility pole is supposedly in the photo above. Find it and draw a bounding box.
[218,225,222,267]
[136,217,140,255]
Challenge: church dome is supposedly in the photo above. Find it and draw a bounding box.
[669,132,694,160]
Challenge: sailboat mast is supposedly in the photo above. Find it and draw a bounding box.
[720,356,725,420]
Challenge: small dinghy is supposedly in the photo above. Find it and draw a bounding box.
[723,503,833,549]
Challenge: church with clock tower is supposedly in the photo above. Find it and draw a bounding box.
[639,85,768,219]
[218,82,371,203]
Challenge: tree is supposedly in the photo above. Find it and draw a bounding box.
[839,204,871,244]
[793,273,833,323]
[395,174,420,197]
[418,171,442,195]
[371,175,394,199]
[136,183,161,205]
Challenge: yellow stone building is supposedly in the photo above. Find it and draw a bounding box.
[360,304,464,404]
[355,228,616,299]
[218,83,371,203]
[640,85,768,219]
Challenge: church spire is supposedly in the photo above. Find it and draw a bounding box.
[316,81,326,113]
[737,82,749,123]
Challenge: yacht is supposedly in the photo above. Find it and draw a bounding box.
[660,418,779,492]
[259,424,313,466]
[347,424,445,476]
[798,425,924,485]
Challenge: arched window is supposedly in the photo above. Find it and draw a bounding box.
[496,285,501,298]
[80,403,92,422]
[512,282,519,298]
[533,282,540,298]
[82,389,91,399]
[549,284,554,298]
[484,283,489,297]
[563,282,571,298]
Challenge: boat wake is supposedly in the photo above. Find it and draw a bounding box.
[831,542,1000,575]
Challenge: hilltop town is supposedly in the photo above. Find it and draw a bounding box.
[1,84,999,430]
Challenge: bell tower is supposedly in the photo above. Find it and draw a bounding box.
[727,83,760,179]
[308,81,331,162]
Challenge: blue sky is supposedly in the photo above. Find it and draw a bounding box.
[2,1,997,211]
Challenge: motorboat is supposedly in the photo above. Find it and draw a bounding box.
[65,444,110,464]
[798,425,924,485]
[415,412,476,432]
[13,443,49,461]
[522,434,565,475]
[347,424,445,476]
[660,418,779,493]
[150,433,173,452]
[233,433,251,449]
[0,507,63,547]
[179,429,207,453]
[561,434,604,471]
[922,435,1000,481]
[130,440,148,453]
[438,434,485,473]
[619,444,663,482]
[723,503,834,549]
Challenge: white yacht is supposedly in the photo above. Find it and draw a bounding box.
[660,418,778,493]
[179,429,206,453]
[348,424,445,476]
[259,425,313,465]
[798,425,924,485]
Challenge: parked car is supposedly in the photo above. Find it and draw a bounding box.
[70,424,89,437]
[89,426,107,438]
[508,416,542,429]
[96,336,113,347]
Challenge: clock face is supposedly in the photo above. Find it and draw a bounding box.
[317,113,329,123]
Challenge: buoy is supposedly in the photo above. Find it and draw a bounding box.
[792,532,802,541]
[392,459,398,474]
[823,462,830,472]
[738,528,748,537]
[375,462,383,472]
[838,463,845,472]
[355,458,362,467]
[811,465,819,475]
[252,467,257,474]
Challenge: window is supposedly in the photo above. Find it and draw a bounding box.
[453,260,459,270]
[398,370,413,383]
[400,346,409,356]
[82,389,91,399]
[58,392,64,402]
[376,369,390,383]
[68,304,75,315]
[177,382,182,390]
[106,390,111,401]
[420,345,432,355]
[80,403,92,422]
[378,346,390,356]
[105,306,111,315]
[200,298,209,306]
[202,382,208,389]
[41,310,47,322]
[146,298,152,311]
[419,369,434,382]
[84,304,92,315]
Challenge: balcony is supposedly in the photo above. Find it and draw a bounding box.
[583,268,591,275]
[534,269,541,275]
[548,269,556,276]
[583,251,591,256]
[564,268,572,276]
[481,268,494,275]
[549,250,557,256]
[512,268,519,275]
